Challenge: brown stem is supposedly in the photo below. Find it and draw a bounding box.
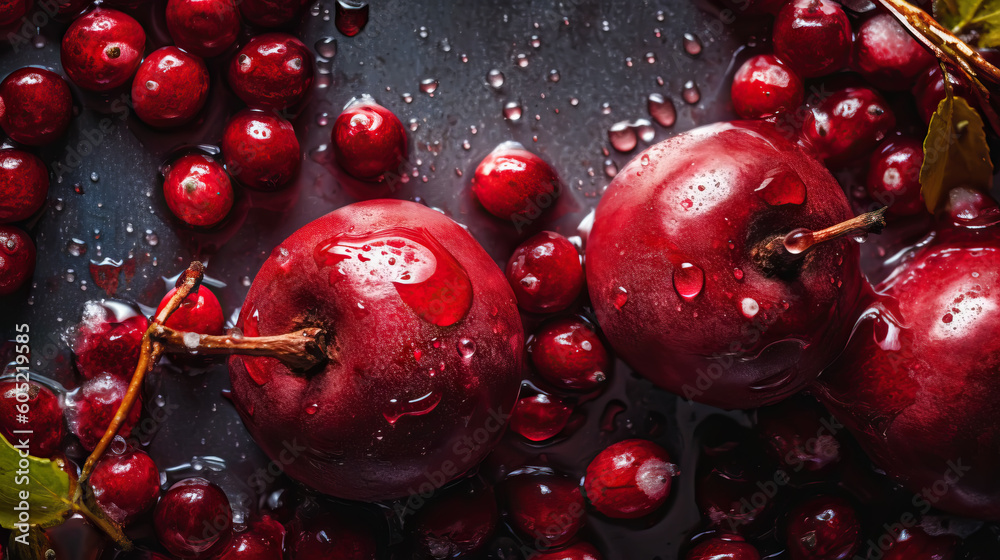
[149,325,331,370]
[752,208,888,275]
[71,502,132,551]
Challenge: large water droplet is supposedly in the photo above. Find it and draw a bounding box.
[457,338,476,359]
[315,37,337,59]
[604,159,618,177]
[608,122,638,152]
[683,33,703,56]
[741,297,760,319]
[335,0,369,37]
[783,229,813,255]
[682,80,701,104]
[487,69,504,89]
[420,78,439,94]
[647,93,676,127]
[614,287,629,310]
[503,101,523,121]
[383,391,442,425]
[755,168,807,206]
[673,263,705,301]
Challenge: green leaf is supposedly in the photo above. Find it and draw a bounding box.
[920,93,994,212]
[0,434,72,531]
[935,0,1000,47]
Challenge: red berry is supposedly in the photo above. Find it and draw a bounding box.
[239,0,307,27]
[0,149,49,223]
[755,396,843,481]
[686,534,760,560]
[0,225,35,296]
[773,0,851,79]
[504,470,586,548]
[66,372,142,451]
[163,154,235,228]
[223,109,301,191]
[73,306,148,381]
[156,285,225,335]
[866,136,924,216]
[853,13,935,91]
[0,67,73,146]
[216,516,286,560]
[800,86,895,166]
[60,8,146,91]
[509,393,573,442]
[583,439,677,519]
[90,447,160,525]
[132,46,209,128]
[506,231,583,313]
[785,496,860,560]
[731,54,804,119]
[883,528,959,560]
[534,542,604,560]
[0,0,31,26]
[912,65,975,124]
[0,381,64,457]
[529,317,611,392]
[154,477,233,560]
[165,0,240,58]
[285,511,377,559]
[472,142,561,220]
[331,98,407,182]
[413,481,498,559]
[227,33,314,111]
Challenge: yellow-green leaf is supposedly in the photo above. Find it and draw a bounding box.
[920,94,994,212]
[0,434,72,531]
[935,0,1000,47]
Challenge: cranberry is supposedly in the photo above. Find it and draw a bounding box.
[528,317,611,392]
[222,109,301,191]
[60,8,146,91]
[785,496,860,560]
[773,0,851,78]
[0,0,31,26]
[0,380,64,457]
[534,542,604,560]
[800,86,895,166]
[165,0,240,58]
[883,528,959,560]
[865,136,924,216]
[132,46,210,128]
[472,142,561,220]
[505,231,584,313]
[154,477,233,559]
[74,309,148,381]
[503,470,586,549]
[331,98,407,182]
[216,516,286,560]
[285,510,377,559]
[0,149,48,223]
[227,33,314,111]
[854,12,936,89]
[731,54,804,119]
[912,65,975,124]
[0,225,35,296]
[755,396,843,482]
[90,447,160,525]
[584,439,677,519]
[412,481,498,559]
[509,393,573,441]
[155,285,225,335]
[0,68,73,146]
[686,534,760,560]
[66,372,142,450]
[163,154,235,228]
[239,0,306,27]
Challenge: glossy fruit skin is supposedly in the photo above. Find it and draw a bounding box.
[883,528,959,560]
[686,534,760,560]
[586,121,861,409]
[509,393,573,441]
[505,231,583,313]
[865,136,924,216]
[0,149,48,223]
[239,0,307,27]
[583,439,675,519]
[285,511,377,559]
[0,225,35,295]
[785,496,860,560]
[815,233,1000,520]
[67,372,141,450]
[165,0,240,58]
[800,86,895,167]
[534,542,603,560]
[227,33,314,110]
[0,67,73,146]
[504,470,585,548]
[853,13,935,90]
[731,54,804,119]
[60,8,146,91]
[528,317,610,392]
[229,200,523,501]
[74,312,148,381]
[90,448,160,525]
[154,478,233,559]
[222,109,301,191]
[132,47,210,128]
[0,0,31,26]
[773,0,851,79]
[332,99,407,182]
[755,396,844,484]
[0,381,64,457]
[156,285,225,335]
[913,66,975,124]
[413,481,498,559]
[163,154,235,228]
[472,142,561,220]
[216,516,285,560]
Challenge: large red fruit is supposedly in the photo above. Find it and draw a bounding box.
[229,200,523,501]
[586,121,863,409]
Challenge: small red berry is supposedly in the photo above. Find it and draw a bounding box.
[132,47,210,128]
[731,54,804,119]
[472,142,561,220]
[90,447,161,525]
[534,542,604,560]
[60,8,146,91]
[0,225,35,296]
[156,285,225,335]
[529,317,611,392]
[0,380,64,457]
[332,98,408,182]
[883,527,959,560]
[773,0,851,79]
[506,231,583,313]
[216,516,286,560]
[686,535,760,560]
[66,372,142,451]
[413,481,498,559]
[239,0,307,28]
[285,511,378,559]
[165,0,240,58]
[800,86,895,166]
[0,67,73,146]
[786,496,860,560]
[504,470,586,548]
[912,65,975,124]
[0,0,31,26]
[853,13,935,91]
[222,109,301,191]
[509,393,573,442]
[154,477,233,560]
[0,149,49,223]
[163,154,235,228]
[866,136,924,216]
[583,439,677,519]
[73,305,148,381]
[227,33,314,111]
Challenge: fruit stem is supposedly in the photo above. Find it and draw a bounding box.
[752,208,888,275]
[71,502,132,551]
[149,325,330,370]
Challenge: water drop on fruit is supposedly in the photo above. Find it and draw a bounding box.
[382,391,442,425]
[755,168,807,206]
[741,297,760,318]
[305,403,318,415]
[457,338,476,359]
[648,93,676,127]
[783,229,812,255]
[614,287,629,310]
[673,263,704,301]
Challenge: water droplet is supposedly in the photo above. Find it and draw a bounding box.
[420,78,439,94]
[853,234,869,244]
[515,53,529,67]
[624,56,634,67]
[569,97,579,106]
[67,238,87,257]
[487,69,504,89]
[383,391,442,425]
[439,38,451,52]
[32,35,45,49]
[335,0,369,37]
[457,338,476,359]
[683,33,703,56]
[241,276,251,287]
[682,80,701,104]
[733,268,744,280]
[408,118,419,132]
[741,297,760,319]
[144,230,159,246]
[547,69,560,82]
[315,37,337,59]
[462,140,471,150]
[614,287,629,310]
[673,263,704,301]
[90,172,99,182]
[305,403,319,415]
[755,168,807,206]
[530,35,541,48]
[603,159,618,177]
[656,10,665,21]
[635,119,655,143]
[942,313,953,324]
[401,92,413,104]
[418,26,429,39]
[645,52,656,64]
[601,102,612,114]
[640,154,650,166]
[608,121,638,152]
[503,101,523,121]
[648,93,676,127]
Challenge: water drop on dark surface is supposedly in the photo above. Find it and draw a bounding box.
[315,37,337,59]
[683,33,702,56]
[682,80,701,104]
[648,93,676,127]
